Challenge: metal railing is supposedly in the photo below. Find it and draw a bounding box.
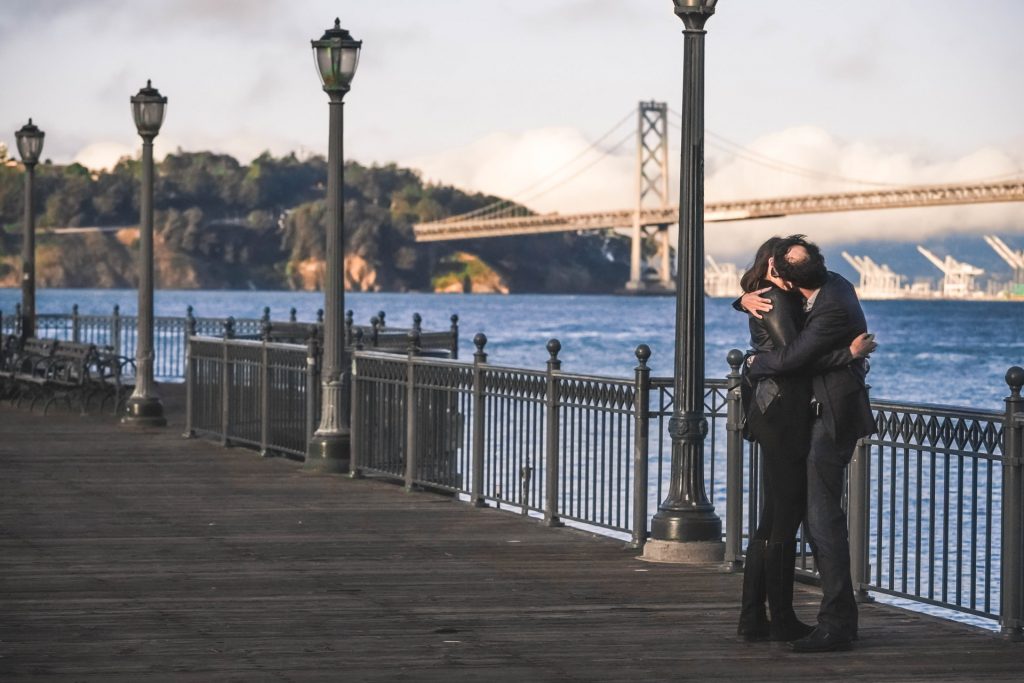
[181,327,1024,636]
[184,316,460,459]
[0,306,459,382]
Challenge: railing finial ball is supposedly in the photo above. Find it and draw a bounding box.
[473,332,487,351]
[451,313,459,325]
[635,344,651,364]
[727,348,745,370]
[370,315,380,328]
[1007,366,1024,396]
[547,338,561,359]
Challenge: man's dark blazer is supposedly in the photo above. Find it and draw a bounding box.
[747,272,876,445]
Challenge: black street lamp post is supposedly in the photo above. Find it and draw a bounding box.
[123,80,168,427]
[305,18,361,473]
[14,119,44,339]
[645,0,724,562]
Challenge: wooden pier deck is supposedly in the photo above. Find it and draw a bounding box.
[2,385,1022,681]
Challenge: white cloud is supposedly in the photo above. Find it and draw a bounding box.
[403,126,634,214]
[73,141,135,170]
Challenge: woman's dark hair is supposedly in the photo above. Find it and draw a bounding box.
[774,234,828,289]
[740,237,782,292]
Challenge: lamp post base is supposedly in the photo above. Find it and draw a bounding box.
[640,538,724,564]
[651,504,722,540]
[304,432,350,474]
[121,396,167,427]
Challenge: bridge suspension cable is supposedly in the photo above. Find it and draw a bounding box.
[435,108,635,224]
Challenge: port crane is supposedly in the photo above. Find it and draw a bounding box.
[704,255,740,298]
[983,235,1024,285]
[916,246,985,298]
[841,252,904,299]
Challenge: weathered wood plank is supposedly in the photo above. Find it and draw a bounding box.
[1,385,1021,681]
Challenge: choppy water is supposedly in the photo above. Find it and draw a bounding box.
[2,288,1020,410]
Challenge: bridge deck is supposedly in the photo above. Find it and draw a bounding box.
[2,385,1021,681]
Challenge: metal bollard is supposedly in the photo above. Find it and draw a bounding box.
[544,339,563,527]
[1001,366,1024,640]
[71,304,80,342]
[631,344,652,550]
[723,349,745,569]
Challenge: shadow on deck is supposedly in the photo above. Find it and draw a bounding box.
[1,384,1020,681]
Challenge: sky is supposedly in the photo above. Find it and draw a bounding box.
[1,0,1022,261]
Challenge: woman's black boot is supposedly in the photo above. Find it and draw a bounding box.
[737,539,770,641]
[765,542,815,642]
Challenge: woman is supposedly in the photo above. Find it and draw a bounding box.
[735,237,874,642]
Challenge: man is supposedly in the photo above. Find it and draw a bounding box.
[741,234,876,653]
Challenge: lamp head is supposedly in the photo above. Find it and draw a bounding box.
[131,80,168,138]
[312,18,362,98]
[672,0,717,29]
[15,118,45,166]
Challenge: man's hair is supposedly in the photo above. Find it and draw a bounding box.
[773,234,828,289]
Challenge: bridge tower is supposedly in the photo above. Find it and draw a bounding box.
[625,101,673,292]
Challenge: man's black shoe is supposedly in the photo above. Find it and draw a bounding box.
[789,627,854,653]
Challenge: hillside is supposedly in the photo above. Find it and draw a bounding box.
[0,150,628,293]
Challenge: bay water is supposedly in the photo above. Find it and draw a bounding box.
[2,288,1020,409]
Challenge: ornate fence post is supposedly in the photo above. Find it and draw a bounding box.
[262,306,271,325]
[345,309,354,347]
[305,334,320,445]
[370,316,380,348]
[849,432,873,603]
[544,339,563,527]
[182,309,197,438]
[182,305,194,365]
[723,349,746,570]
[412,312,422,337]
[71,304,80,342]
[448,314,460,359]
[404,327,421,492]
[15,303,22,337]
[349,329,365,478]
[631,344,652,549]
[470,333,488,507]
[259,323,270,457]
[112,305,122,356]
[378,310,386,328]
[1001,366,1024,640]
[220,317,235,446]
[289,307,298,323]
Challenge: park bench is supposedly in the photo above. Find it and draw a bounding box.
[87,347,136,414]
[0,337,135,415]
[0,337,57,400]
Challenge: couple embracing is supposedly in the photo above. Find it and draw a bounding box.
[733,234,877,653]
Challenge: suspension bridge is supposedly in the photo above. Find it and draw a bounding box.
[412,102,1024,290]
